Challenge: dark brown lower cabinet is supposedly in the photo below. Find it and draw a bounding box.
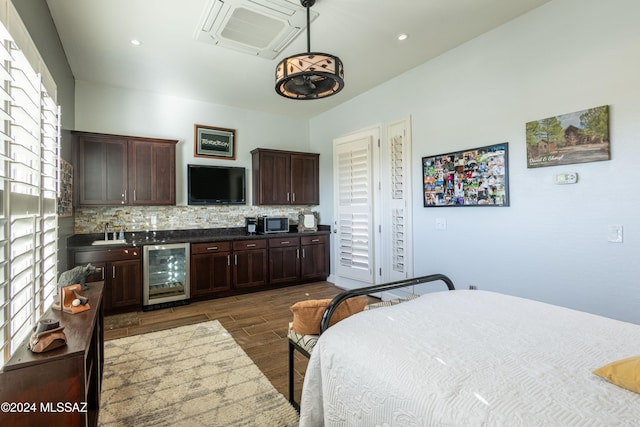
[190,242,232,299]
[0,282,105,427]
[232,240,268,288]
[300,235,330,281]
[269,236,301,285]
[71,249,142,315]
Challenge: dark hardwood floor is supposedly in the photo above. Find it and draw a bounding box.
[104,281,346,404]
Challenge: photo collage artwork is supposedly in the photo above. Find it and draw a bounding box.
[422,143,509,207]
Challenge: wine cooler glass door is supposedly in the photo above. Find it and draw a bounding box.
[143,243,190,307]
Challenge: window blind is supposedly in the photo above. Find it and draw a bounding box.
[0,20,59,366]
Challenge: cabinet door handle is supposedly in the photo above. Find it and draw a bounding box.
[281,241,290,245]
[207,246,218,250]
[246,244,256,248]
[311,239,320,243]
[234,254,238,264]
[292,193,296,202]
[227,255,230,266]
[98,267,105,280]
[287,192,290,202]
[112,266,116,279]
[297,248,300,259]
[302,248,306,258]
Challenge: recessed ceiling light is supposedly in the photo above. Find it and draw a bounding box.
[397,33,409,41]
[130,39,142,46]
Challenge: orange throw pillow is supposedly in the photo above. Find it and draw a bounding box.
[290,297,368,335]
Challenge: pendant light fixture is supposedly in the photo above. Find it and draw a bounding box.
[275,0,344,100]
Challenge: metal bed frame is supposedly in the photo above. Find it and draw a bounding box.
[288,273,456,410]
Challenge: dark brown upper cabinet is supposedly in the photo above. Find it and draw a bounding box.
[251,148,319,205]
[73,131,177,206]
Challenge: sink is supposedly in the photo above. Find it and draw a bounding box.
[92,239,127,246]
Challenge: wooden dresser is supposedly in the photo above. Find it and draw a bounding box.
[0,282,104,427]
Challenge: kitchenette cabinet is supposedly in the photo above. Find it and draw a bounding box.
[71,248,142,315]
[300,234,330,281]
[268,236,301,285]
[69,228,329,313]
[190,241,232,298]
[73,131,177,206]
[251,148,319,205]
[232,239,268,289]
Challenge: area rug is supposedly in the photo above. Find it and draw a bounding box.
[98,320,299,427]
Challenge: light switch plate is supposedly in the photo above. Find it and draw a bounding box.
[607,225,623,243]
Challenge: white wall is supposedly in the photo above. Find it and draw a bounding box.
[74,81,311,205]
[310,0,640,324]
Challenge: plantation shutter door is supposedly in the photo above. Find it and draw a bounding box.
[334,136,375,283]
[384,118,413,282]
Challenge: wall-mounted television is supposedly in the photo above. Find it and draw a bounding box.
[187,164,246,205]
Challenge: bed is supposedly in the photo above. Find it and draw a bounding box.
[299,277,640,426]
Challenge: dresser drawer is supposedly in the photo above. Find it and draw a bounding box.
[191,241,231,254]
[232,239,267,250]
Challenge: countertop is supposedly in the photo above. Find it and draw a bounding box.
[67,225,331,251]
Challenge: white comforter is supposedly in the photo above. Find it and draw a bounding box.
[300,290,640,426]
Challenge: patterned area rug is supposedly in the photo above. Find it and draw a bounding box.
[99,320,299,426]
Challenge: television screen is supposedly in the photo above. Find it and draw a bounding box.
[187,164,246,205]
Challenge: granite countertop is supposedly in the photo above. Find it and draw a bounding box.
[67,225,331,250]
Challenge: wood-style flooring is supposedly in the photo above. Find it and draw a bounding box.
[104,281,347,404]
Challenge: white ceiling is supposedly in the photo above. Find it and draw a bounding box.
[45,0,552,119]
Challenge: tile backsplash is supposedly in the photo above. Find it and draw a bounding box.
[74,205,316,234]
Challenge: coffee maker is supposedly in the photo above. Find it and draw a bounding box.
[245,217,257,235]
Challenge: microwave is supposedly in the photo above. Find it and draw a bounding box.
[257,216,289,234]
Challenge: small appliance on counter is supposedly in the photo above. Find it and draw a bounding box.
[257,216,289,234]
[245,217,257,234]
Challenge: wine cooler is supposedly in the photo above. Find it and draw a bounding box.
[143,243,190,309]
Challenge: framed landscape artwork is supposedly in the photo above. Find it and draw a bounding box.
[525,105,610,168]
[194,124,236,160]
[422,143,509,207]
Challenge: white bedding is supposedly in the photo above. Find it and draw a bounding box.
[299,290,640,426]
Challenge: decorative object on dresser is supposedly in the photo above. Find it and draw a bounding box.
[58,263,99,290]
[27,319,67,353]
[60,284,91,314]
[193,124,236,159]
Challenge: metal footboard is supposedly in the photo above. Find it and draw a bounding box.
[320,273,455,334]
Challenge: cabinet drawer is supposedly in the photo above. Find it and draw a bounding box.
[300,235,328,245]
[74,247,141,263]
[268,236,300,247]
[233,239,267,250]
[191,241,231,254]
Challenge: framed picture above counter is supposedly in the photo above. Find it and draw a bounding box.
[194,124,236,160]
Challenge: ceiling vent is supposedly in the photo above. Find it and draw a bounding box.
[195,0,318,59]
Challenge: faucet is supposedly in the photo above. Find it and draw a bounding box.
[104,222,110,240]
